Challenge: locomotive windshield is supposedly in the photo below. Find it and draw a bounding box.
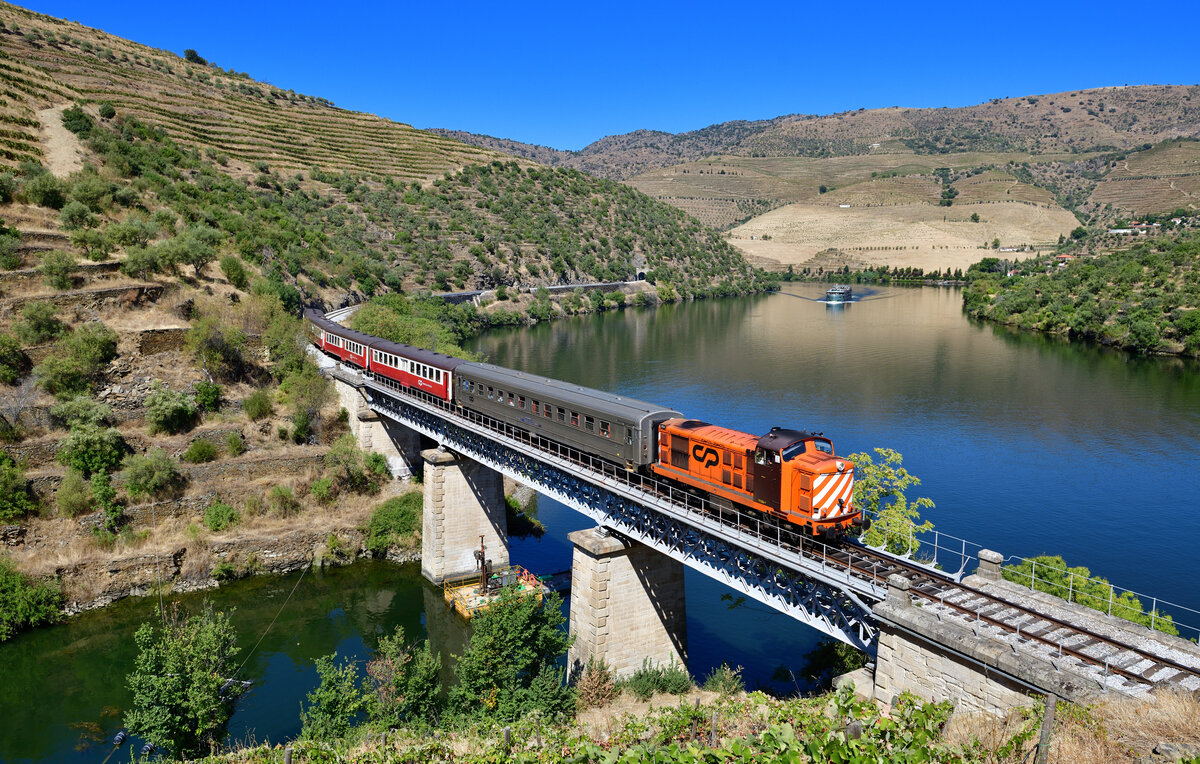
[780,438,833,461]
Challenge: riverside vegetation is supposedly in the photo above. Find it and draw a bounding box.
[963,232,1200,355]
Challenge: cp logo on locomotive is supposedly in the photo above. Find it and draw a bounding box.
[691,444,719,468]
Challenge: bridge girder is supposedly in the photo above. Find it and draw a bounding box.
[351,375,880,651]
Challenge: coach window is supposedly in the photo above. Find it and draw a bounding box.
[487,386,494,399]
[518,396,525,409]
[507,393,515,406]
[546,406,553,419]
[599,421,610,438]
[532,400,539,414]
[557,409,566,423]
[584,415,594,432]
[571,411,579,427]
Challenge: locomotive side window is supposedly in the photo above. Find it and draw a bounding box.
[813,439,832,454]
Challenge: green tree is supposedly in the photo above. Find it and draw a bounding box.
[121,447,182,499]
[124,605,244,758]
[34,322,118,398]
[850,448,934,554]
[450,587,574,721]
[188,317,247,383]
[0,333,29,384]
[365,626,442,727]
[70,228,115,260]
[57,424,126,477]
[59,200,95,230]
[40,250,77,290]
[145,385,198,434]
[970,213,981,223]
[15,301,66,345]
[0,556,62,641]
[0,452,35,521]
[299,653,368,742]
[1003,555,1178,635]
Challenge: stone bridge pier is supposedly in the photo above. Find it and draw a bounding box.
[566,527,687,679]
[333,376,421,479]
[420,447,508,584]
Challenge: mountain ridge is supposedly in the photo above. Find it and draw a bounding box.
[431,86,1200,180]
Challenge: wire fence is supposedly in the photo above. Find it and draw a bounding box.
[860,508,1200,643]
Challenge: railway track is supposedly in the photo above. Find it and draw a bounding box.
[360,371,1200,695]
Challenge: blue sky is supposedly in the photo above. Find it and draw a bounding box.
[23,0,1200,150]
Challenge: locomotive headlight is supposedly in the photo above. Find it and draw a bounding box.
[836,460,845,472]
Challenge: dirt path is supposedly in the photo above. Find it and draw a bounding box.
[37,104,83,177]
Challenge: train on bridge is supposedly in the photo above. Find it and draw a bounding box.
[305,309,864,537]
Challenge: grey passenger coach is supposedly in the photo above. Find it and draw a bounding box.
[454,362,681,469]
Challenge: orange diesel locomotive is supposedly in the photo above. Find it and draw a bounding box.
[651,420,865,537]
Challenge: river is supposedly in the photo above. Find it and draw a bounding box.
[3,284,1198,760]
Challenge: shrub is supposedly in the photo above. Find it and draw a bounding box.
[0,233,20,269]
[365,493,420,553]
[325,434,380,495]
[40,250,77,290]
[98,102,116,119]
[622,658,692,700]
[300,653,367,742]
[20,171,66,209]
[0,557,62,641]
[144,385,198,435]
[702,663,745,696]
[15,302,66,346]
[56,469,92,516]
[365,626,442,727]
[60,105,93,137]
[34,322,119,398]
[220,255,248,290]
[268,485,300,516]
[0,172,15,204]
[242,389,273,420]
[50,396,112,429]
[193,380,222,411]
[120,245,167,280]
[575,658,617,710]
[120,447,181,499]
[309,476,333,504]
[59,200,94,230]
[203,500,239,532]
[224,431,245,457]
[57,424,126,477]
[0,452,34,522]
[0,333,29,384]
[182,439,218,463]
[91,471,122,533]
[365,451,389,477]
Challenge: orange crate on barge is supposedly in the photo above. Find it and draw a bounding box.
[651,419,863,536]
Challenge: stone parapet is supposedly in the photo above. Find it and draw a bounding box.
[873,596,1098,713]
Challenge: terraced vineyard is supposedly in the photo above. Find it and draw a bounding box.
[0,3,499,179]
[1090,140,1200,213]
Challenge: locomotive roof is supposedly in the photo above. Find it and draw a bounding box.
[305,309,467,370]
[757,427,816,452]
[459,362,681,422]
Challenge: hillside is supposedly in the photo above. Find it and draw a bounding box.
[436,86,1200,181]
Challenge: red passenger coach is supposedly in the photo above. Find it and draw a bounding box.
[366,340,462,403]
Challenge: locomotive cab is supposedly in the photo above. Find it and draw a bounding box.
[754,428,858,535]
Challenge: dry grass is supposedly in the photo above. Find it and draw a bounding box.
[576,688,723,742]
[728,201,1076,271]
[943,691,1200,763]
[1089,141,1200,213]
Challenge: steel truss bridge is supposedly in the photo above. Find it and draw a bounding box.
[330,365,967,653]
